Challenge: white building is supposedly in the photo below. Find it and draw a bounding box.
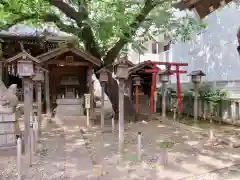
[171,4,240,83]
[128,4,240,98]
[128,34,172,65]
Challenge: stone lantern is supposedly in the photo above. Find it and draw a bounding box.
[114,57,130,156]
[188,70,205,122]
[17,59,34,77]
[32,66,47,136]
[132,75,141,86]
[96,67,110,130]
[132,75,141,113]
[99,68,109,83]
[189,70,205,84]
[115,61,129,80]
[5,51,41,154]
[158,69,173,120]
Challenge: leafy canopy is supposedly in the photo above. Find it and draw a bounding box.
[0,0,203,63]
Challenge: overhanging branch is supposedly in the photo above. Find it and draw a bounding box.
[47,0,101,59]
[0,14,37,30]
[103,0,164,65]
[47,0,83,24]
[43,13,80,35]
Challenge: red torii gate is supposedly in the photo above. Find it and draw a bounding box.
[144,61,188,113]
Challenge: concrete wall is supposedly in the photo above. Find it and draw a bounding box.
[171,5,240,83]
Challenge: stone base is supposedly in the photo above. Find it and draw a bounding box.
[0,109,19,148]
[55,98,84,120]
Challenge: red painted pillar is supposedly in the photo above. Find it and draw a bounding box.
[149,72,156,113]
[176,65,182,113]
[135,86,139,113]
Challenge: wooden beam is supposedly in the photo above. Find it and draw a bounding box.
[174,0,233,19]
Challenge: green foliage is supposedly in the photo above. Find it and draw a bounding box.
[158,140,174,148]
[0,0,204,60]
[199,84,228,108]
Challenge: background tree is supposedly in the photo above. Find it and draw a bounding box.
[0,0,203,119]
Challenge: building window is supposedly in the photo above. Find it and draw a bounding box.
[164,43,170,51]
[152,42,161,54]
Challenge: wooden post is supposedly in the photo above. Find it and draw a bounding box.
[101,82,105,129]
[162,82,167,119]
[44,71,51,117]
[150,72,157,113]
[118,79,125,156]
[23,77,33,154]
[36,82,42,136]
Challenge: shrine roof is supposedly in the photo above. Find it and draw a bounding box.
[129,61,160,75]
[113,56,135,67]
[36,45,102,67]
[5,51,40,64]
[188,70,205,76]
[174,0,233,19]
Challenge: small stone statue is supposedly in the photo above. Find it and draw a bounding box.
[0,81,18,108]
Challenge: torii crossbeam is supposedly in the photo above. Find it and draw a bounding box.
[144,61,188,113]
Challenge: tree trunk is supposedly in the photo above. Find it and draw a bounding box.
[95,72,136,121]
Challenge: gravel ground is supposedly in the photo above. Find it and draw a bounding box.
[1,116,240,180]
[81,118,240,180]
[0,122,67,180]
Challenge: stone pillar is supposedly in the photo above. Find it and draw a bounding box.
[231,101,236,124]
[87,67,94,113]
[101,82,105,129]
[162,83,167,119]
[118,79,125,155]
[23,77,33,153]
[44,71,51,117]
[0,61,3,81]
[36,82,42,135]
[193,84,199,122]
[128,79,133,99]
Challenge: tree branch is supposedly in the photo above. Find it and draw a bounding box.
[103,0,161,65]
[0,14,37,31]
[43,13,80,35]
[47,0,101,59]
[47,0,83,24]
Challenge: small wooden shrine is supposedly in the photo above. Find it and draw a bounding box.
[128,61,159,98]
[37,43,101,118]
[0,31,101,119]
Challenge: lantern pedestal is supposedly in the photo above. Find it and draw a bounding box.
[55,98,84,121]
[23,77,33,154]
[100,82,105,130]
[162,82,167,120]
[193,84,199,123]
[118,79,125,156]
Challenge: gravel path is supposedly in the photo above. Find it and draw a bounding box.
[0,119,95,180]
[0,122,66,180]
